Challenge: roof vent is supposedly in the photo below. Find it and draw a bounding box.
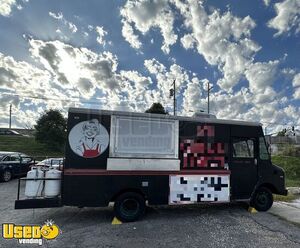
[192,112,216,119]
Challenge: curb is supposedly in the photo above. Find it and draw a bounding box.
[269,202,300,226]
[287,187,300,195]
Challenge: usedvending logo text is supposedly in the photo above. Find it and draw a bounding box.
[2,220,60,245]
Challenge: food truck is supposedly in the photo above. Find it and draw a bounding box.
[15,107,287,222]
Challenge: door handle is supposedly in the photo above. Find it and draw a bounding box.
[254,158,257,165]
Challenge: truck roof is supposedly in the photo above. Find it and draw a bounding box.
[68,107,261,127]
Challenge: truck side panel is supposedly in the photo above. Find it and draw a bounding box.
[63,111,234,207]
[62,175,169,207]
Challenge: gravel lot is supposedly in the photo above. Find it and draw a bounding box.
[0,179,300,248]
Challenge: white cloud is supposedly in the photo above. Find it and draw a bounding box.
[1,46,299,130]
[206,88,299,131]
[263,0,271,7]
[67,22,77,33]
[119,0,280,95]
[294,88,300,99]
[0,51,77,127]
[28,39,121,97]
[0,0,17,16]
[120,0,276,93]
[0,41,162,126]
[25,39,170,114]
[48,11,78,33]
[49,11,63,20]
[182,77,206,114]
[120,0,177,53]
[121,20,142,49]
[268,0,300,36]
[292,73,300,99]
[245,60,279,94]
[171,0,261,91]
[180,34,196,50]
[95,26,108,46]
[292,73,300,87]
[144,58,197,112]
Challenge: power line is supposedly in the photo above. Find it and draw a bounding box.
[9,104,12,129]
[1,92,103,105]
[207,81,213,114]
[1,92,299,127]
[261,121,300,126]
[1,92,152,105]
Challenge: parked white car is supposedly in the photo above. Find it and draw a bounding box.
[36,158,64,170]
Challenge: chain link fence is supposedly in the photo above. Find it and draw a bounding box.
[265,135,300,157]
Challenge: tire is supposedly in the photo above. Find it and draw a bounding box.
[114,192,146,222]
[2,170,12,182]
[250,187,273,212]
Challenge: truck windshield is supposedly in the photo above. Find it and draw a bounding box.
[259,137,270,160]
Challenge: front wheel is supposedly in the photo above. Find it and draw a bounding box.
[2,170,12,182]
[114,192,146,222]
[250,187,273,211]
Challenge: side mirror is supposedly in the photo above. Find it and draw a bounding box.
[266,143,272,155]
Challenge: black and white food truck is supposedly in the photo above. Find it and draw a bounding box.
[15,107,287,222]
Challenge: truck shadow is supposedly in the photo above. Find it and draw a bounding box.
[146,202,249,218]
[29,202,250,226]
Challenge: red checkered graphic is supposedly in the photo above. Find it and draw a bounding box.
[180,125,227,169]
[197,125,215,137]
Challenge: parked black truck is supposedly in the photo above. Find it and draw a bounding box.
[15,108,287,222]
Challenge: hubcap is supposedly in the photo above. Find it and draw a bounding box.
[3,171,11,181]
[120,198,139,217]
[257,192,268,206]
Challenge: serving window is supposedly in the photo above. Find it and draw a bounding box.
[110,116,179,158]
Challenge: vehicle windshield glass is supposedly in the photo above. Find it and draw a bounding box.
[259,137,270,160]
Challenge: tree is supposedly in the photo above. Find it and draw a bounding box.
[145,103,168,114]
[277,128,287,137]
[35,110,67,151]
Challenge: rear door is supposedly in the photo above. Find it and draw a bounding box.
[9,155,22,175]
[230,126,259,200]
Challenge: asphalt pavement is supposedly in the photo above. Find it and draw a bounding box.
[0,179,300,248]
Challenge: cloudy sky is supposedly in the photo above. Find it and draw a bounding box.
[0,0,299,132]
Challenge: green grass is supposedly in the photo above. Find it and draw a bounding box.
[272,155,300,187]
[273,193,298,202]
[0,135,63,159]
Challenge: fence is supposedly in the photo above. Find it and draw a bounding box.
[265,135,300,156]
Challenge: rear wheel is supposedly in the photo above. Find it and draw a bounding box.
[114,192,146,222]
[251,187,273,211]
[2,170,12,182]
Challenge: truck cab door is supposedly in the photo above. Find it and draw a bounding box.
[230,126,259,200]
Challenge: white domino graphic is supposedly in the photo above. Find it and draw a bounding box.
[169,175,230,204]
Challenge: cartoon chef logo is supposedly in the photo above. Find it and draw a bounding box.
[68,119,109,158]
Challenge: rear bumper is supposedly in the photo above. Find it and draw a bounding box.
[15,197,62,209]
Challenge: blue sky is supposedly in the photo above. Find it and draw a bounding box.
[0,0,299,133]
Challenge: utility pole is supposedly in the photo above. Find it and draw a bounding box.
[9,104,12,129]
[173,79,176,116]
[169,79,176,116]
[207,81,213,114]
